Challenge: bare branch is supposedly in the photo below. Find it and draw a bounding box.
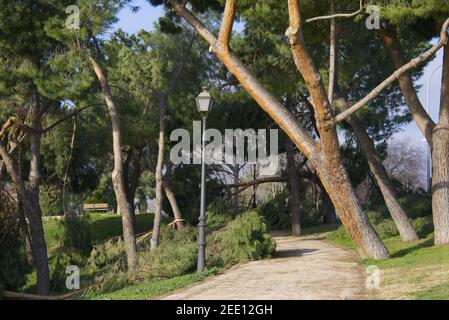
[306,0,363,23]
[223,176,288,189]
[218,0,236,48]
[335,17,449,122]
[42,103,103,134]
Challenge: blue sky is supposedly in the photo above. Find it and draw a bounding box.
[114,1,444,146]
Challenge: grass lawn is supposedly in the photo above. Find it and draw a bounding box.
[83,268,222,300]
[44,213,168,252]
[316,224,449,300]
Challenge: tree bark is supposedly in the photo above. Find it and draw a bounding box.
[162,179,183,230]
[285,141,301,236]
[286,0,390,258]
[151,96,166,250]
[89,57,137,268]
[0,139,50,294]
[432,41,449,245]
[168,0,390,259]
[26,95,51,295]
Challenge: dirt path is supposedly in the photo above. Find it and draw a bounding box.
[162,233,368,300]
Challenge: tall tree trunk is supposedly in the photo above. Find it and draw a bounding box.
[432,42,449,245]
[0,139,50,294]
[26,96,51,295]
[151,96,166,250]
[89,57,137,268]
[163,179,183,230]
[285,141,301,236]
[286,0,389,258]
[333,88,418,241]
[379,24,449,245]
[169,0,390,259]
[327,15,417,241]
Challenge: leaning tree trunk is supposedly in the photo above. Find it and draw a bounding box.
[151,96,166,250]
[163,180,183,230]
[285,141,301,236]
[89,57,137,268]
[432,42,449,245]
[0,139,50,294]
[168,0,390,259]
[333,88,418,241]
[379,24,449,245]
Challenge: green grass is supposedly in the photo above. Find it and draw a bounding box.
[82,268,223,300]
[44,213,168,251]
[323,223,449,300]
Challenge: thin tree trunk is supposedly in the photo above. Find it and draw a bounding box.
[334,88,418,241]
[432,41,449,245]
[26,95,51,295]
[232,164,239,208]
[163,179,183,230]
[89,57,137,268]
[0,139,50,294]
[169,0,390,259]
[151,96,166,250]
[286,141,301,236]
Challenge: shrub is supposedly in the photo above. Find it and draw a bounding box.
[209,211,276,267]
[374,220,399,238]
[257,192,290,230]
[412,216,434,238]
[0,235,31,292]
[0,191,32,292]
[327,225,350,241]
[59,212,93,256]
[49,249,85,292]
[87,237,127,275]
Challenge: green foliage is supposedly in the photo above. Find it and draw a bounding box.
[257,191,290,230]
[372,195,431,221]
[0,234,31,292]
[58,212,93,256]
[40,184,63,216]
[412,216,434,238]
[83,268,222,300]
[209,211,276,267]
[88,238,127,275]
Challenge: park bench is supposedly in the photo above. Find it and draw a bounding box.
[83,203,112,213]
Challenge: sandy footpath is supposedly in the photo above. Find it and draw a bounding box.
[162,233,368,300]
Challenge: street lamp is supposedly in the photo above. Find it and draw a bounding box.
[195,87,213,273]
[425,64,442,193]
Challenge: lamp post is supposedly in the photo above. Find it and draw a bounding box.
[195,87,213,273]
[425,64,442,193]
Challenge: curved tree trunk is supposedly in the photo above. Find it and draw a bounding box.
[151,96,166,250]
[285,141,301,236]
[163,179,183,230]
[432,42,449,246]
[169,0,390,259]
[89,57,137,269]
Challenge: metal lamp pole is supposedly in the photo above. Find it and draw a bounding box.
[196,88,212,273]
[426,64,442,193]
[197,114,207,273]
